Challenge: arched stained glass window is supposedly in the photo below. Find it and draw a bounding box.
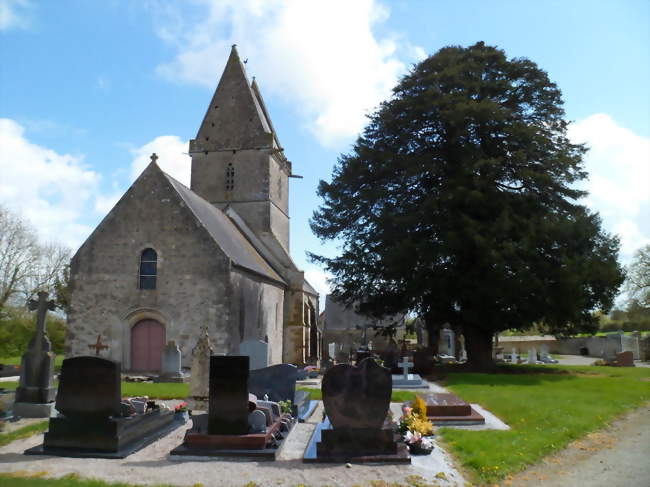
[139,248,157,290]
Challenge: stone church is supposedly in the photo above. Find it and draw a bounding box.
[65,46,320,372]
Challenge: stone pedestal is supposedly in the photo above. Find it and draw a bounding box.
[13,402,56,418]
[304,418,409,463]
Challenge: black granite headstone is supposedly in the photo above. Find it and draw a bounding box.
[208,355,249,435]
[322,357,391,430]
[248,364,297,403]
[56,356,121,419]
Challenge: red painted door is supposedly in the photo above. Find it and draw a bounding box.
[131,319,165,372]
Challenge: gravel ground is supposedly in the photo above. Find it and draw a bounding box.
[509,404,650,487]
[0,401,466,487]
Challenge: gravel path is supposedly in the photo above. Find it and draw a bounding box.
[0,401,466,487]
[509,404,650,487]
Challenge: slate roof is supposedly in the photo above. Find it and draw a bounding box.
[162,171,285,285]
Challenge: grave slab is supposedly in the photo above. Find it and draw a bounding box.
[412,393,485,426]
[171,356,296,460]
[25,356,182,458]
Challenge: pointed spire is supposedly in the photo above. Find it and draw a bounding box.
[190,46,274,152]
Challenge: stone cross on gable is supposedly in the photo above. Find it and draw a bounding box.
[398,357,414,380]
[27,291,56,351]
[89,334,109,356]
[150,153,158,163]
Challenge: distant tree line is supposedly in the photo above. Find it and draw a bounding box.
[0,204,70,311]
[0,204,70,357]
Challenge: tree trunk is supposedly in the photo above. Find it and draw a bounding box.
[464,325,496,371]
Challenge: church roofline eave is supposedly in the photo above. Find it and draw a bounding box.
[230,262,287,288]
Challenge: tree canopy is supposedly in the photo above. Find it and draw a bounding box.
[625,244,650,308]
[310,42,624,368]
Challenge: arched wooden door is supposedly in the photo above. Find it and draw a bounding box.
[131,319,165,372]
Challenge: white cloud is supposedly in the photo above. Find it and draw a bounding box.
[0,118,100,249]
[152,0,421,147]
[0,0,30,30]
[569,114,650,260]
[130,135,191,186]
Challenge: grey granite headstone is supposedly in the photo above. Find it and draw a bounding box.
[239,340,269,370]
[527,347,537,364]
[256,400,281,420]
[208,355,249,435]
[247,409,266,433]
[322,358,391,429]
[248,363,297,404]
[56,356,121,419]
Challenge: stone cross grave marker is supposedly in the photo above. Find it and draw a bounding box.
[397,357,414,380]
[88,335,109,356]
[15,291,57,411]
[27,291,56,351]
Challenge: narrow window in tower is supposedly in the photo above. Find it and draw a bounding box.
[225,163,235,191]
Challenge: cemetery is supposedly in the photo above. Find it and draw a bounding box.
[1,5,650,486]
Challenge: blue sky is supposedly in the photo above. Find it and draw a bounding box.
[1,0,648,299]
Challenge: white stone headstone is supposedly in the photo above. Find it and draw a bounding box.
[397,357,414,380]
[540,344,550,359]
[239,340,269,370]
[527,347,537,364]
[328,342,336,359]
[160,341,182,377]
[439,327,455,357]
[511,348,518,364]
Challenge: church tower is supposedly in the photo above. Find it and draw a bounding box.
[190,45,292,252]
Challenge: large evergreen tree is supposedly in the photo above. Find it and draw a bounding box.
[310,42,624,369]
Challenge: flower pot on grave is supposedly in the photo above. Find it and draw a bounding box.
[408,442,434,455]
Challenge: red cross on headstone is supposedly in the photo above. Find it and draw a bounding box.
[88,335,109,356]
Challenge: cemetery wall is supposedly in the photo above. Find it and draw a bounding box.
[554,336,623,358]
[67,165,234,370]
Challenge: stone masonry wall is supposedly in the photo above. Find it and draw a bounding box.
[67,165,234,370]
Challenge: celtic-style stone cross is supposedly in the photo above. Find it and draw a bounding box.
[27,291,56,351]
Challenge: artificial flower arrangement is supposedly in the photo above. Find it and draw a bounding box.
[399,395,435,455]
[278,399,293,415]
[174,401,189,413]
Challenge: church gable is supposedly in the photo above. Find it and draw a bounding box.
[71,160,230,277]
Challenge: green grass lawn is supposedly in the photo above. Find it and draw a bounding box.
[0,474,177,487]
[438,364,650,485]
[0,355,64,370]
[0,421,48,448]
